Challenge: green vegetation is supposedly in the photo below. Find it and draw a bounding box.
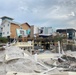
[0,37,8,43]
[53,35,66,42]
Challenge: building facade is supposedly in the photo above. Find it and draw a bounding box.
[0,16,31,39]
[39,27,53,37]
[56,28,76,40]
[30,25,39,38]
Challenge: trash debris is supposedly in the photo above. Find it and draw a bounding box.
[0,45,76,75]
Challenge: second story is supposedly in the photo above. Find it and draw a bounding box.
[21,23,30,30]
[39,27,53,35]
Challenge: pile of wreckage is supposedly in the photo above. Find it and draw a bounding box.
[0,42,76,75]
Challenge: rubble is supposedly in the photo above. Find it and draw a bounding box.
[0,45,76,75]
[0,46,38,75]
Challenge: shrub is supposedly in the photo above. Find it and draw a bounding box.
[0,37,8,43]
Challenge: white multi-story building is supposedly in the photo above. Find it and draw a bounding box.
[0,16,20,38]
[0,16,11,37]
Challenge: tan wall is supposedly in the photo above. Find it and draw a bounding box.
[21,23,30,30]
[30,26,34,38]
[10,23,20,38]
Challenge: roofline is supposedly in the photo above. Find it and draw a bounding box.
[0,16,14,20]
[11,22,20,26]
[21,22,31,27]
[56,28,76,32]
[56,28,75,30]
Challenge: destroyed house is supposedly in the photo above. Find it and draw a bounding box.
[56,29,76,40]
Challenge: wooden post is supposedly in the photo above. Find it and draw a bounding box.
[22,37,24,42]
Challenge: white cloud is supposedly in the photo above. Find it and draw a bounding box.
[0,0,76,29]
[70,12,75,16]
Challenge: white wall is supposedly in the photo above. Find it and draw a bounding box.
[39,27,53,35]
[0,21,2,33]
[48,27,53,34]
[34,26,39,34]
[2,20,11,37]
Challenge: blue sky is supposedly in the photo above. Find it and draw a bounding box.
[0,0,76,30]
